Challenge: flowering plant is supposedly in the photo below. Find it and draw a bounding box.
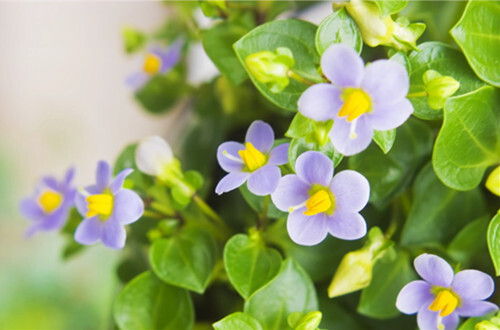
[21,1,500,329]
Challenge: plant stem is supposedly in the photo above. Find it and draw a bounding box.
[193,194,232,236]
[406,91,427,98]
[288,70,314,86]
[257,195,270,230]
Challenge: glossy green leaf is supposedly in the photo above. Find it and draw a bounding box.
[203,22,248,85]
[234,19,322,111]
[373,129,396,154]
[349,118,433,209]
[358,250,416,319]
[408,42,485,120]
[447,216,489,265]
[487,211,500,276]
[223,234,282,299]
[114,271,193,330]
[374,0,408,16]
[149,227,217,293]
[213,312,263,330]
[390,51,411,74]
[315,8,362,55]
[451,1,500,87]
[244,258,318,330]
[289,137,343,171]
[433,86,500,191]
[400,163,486,247]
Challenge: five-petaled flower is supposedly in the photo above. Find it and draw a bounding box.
[396,253,498,330]
[20,167,77,236]
[298,44,413,156]
[271,151,369,246]
[216,120,289,196]
[126,39,182,89]
[74,161,144,249]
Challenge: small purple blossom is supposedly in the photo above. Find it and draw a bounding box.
[396,254,498,330]
[216,120,289,196]
[74,161,144,250]
[271,151,369,246]
[298,44,413,156]
[20,167,77,237]
[126,39,183,89]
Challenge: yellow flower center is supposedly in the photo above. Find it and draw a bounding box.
[143,53,162,75]
[338,89,372,122]
[86,193,114,219]
[303,189,333,216]
[238,142,267,172]
[38,190,63,214]
[429,289,459,317]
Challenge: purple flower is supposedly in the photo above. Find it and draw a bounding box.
[74,161,144,250]
[271,151,369,246]
[126,39,182,89]
[396,254,498,330]
[216,120,289,196]
[298,44,413,156]
[20,167,76,237]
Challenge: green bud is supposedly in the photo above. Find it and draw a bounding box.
[476,319,500,330]
[288,311,322,330]
[245,47,295,93]
[122,26,146,54]
[423,70,460,110]
[485,166,500,197]
[200,0,227,18]
[328,227,393,297]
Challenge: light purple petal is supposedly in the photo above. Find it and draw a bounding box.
[441,313,460,330]
[217,141,245,173]
[271,174,310,212]
[96,161,111,191]
[215,171,249,195]
[42,176,59,191]
[414,254,454,288]
[329,116,373,156]
[245,120,275,153]
[112,189,144,225]
[25,223,43,237]
[327,211,366,240]
[154,39,182,73]
[102,220,127,250]
[451,270,495,301]
[368,98,413,131]
[361,59,409,105]
[110,168,134,194]
[287,211,328,246]
[298,84,342,122]
[75,217,103,245]
[39,207,67,231]
[321,44,364,88]
[125,72,149,89]
[247,165,281,196]
[456,301,498,317]
[295,151,333,186]
[19,198,44,220]
[63,167,76,188]
[417,306,439,330]
[268,143,289,166]
[396,280,434,314]
[330,170,369,213]
[75,185,100,217]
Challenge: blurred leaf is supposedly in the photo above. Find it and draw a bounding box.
[487,211,500,276]
[315,8,362,55]
[213,312,263,330]
[122,26,146,54]
[447,215,489,265]
[135,71,186,114]
[239,185,287,219]
[373,0,408,16]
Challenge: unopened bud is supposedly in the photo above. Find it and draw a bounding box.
[245,47,295,93]
[486,166,500,197]
[476,318,500,330]
[423,70,460,110]
[288,311,322,330]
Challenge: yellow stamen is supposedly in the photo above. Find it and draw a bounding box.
[38,190,63,214]
[303,189,332,216]
[86,194,114,219]
[238,142,266,172]
[429,289,459,317]
[338,89,372,122]
[143,53,162,75]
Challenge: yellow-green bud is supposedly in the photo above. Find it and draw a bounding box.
[422,70,460,110]
[245,47,295,93]
[122,26,146,54]
[288,311,322,330]
[476,319,500,330]
[485,166,500,197]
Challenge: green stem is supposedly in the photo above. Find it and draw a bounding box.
[406,91,427,98]
[258,195,270,230]
[288,70,314,86]
[193,195,232,236]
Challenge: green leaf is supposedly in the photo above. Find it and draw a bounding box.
[458,315,496,330]
[373,129,396,154]
[315,8,362,55]
[203,22,249,85]
[149,227,217,293]
[213,312,263,330]
[285,113,316,139]
[408,42,485,120]
[400,163,486,247]
[390,51,411,74]
[114,271,193,330]
[289,137,343,171]
[135,71,186,114]
[122,26,146,54]
[114,143,152,192]
[349,118,433,209]
[487,211,500,276]
[373,0,408,16]
[224,234,282,300]
[358,250,416,319]
[239,185,287,219]
[451,1,500,87]
[447,216,489,265]
[244,258,318,330]
[433,86,500,190]
[234,19,322,111]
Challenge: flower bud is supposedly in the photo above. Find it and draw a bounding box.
[135,135,174,177]
[486,166,500,197]
[245,47,295,93]
[423,70,460,110]
[476,318,500,330]
[288,311,322,330]
[328,227,393,297]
